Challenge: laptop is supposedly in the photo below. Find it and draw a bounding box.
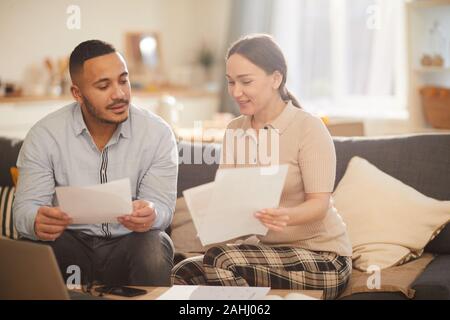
[0,237,104,300]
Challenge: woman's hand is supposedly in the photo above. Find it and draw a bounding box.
[254,207,290,232]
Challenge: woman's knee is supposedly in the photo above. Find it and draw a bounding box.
[203,244,236,270]
[320,269,352,299]
[171,256,205,285]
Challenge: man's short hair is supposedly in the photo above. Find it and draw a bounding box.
[69,40,116,82]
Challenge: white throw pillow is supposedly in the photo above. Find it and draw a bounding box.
[333,156,450,271]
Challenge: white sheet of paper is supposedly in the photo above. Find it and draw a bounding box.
[183,165,288,246]
[55,178,132,224]
[182,182,214,237]
[283,292,319,300]
[156,285,198,300]
[156,285,270,300]
[264,293,318,300]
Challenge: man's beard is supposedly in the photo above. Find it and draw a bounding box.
[82,96,129,125]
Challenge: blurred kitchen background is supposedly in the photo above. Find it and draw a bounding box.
[1,0,450,141]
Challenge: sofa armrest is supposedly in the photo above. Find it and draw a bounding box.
[0,137,23,186]
[412,254,450,300]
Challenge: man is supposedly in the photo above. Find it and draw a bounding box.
[13,40,178,286]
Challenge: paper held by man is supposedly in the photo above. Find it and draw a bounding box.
[55,178,133,224]
[183,165,288,246]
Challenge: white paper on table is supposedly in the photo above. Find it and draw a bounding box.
[264,293,319,300]
[183,165,288,246]
[156,285,198,300]
[55,178,133,224]
[156,285,270,300]
[283,292,319,300]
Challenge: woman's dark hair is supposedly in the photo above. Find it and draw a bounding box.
[226,34,301,108]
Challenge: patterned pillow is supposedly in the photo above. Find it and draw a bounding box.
[10,167,19,187]
[0,186,18,239]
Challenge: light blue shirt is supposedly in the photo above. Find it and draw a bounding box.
[13,102,178,240]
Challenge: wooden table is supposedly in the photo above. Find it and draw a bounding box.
[89,286,323,300]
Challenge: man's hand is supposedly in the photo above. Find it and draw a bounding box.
[254,207,290,232]
[34,206,73,241]
[117,200,156,232]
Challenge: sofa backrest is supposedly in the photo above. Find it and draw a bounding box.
[177,142,220,198]
[0,137,23,187]
[333,134,450,201]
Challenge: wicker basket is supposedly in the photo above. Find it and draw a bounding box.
[420,86,450,129]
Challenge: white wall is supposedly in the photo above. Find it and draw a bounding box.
[0,0,231,85]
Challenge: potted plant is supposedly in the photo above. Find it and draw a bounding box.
[197,44,215,83]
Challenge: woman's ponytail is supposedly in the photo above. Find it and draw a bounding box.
[280,86,302,109]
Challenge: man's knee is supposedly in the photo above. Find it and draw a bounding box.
[28,231,93,284]
[119,230,173,285]
[126,230,174,270]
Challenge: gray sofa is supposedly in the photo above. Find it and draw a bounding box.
[176,134,450,300]
[1,134,449,299]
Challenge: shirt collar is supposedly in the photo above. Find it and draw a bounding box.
[117,109,131,139]
[72,103,87,136]
[240,100,298,135]
[72,102,131,140]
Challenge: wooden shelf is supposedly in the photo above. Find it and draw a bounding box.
[407,0,450,9]
[0,87,217,103]
[175,119,365,143]
[414,66,450,73]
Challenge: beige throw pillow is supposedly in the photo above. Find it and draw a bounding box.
[333,156,450,271]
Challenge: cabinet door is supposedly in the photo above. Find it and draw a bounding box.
[175,96,220,127]
[0,100,72,139]
[132,95,220,128]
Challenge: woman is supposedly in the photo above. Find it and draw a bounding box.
[171,34,352,299]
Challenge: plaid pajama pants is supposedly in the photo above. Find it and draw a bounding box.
[171,244,352,300]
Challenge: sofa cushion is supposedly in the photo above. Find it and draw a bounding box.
[424,230,450,255]
[333,134,450,254]
[339,292,408,300]
[411,254,450,300]
[333,156,450,271]
[0,186,17,239]
[338,253,434,299]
